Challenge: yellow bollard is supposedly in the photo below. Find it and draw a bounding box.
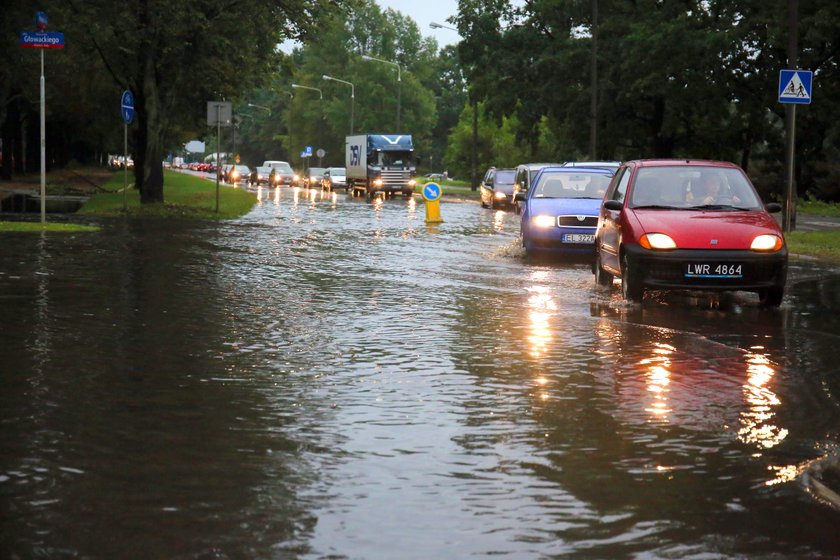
[421,182,444,224]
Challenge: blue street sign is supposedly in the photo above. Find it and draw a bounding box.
[121,90,135,124]
[19,31,65,49]
[304,145,313,156]
[422,182,442,202]
[36,12,48,30]
[778,70,813,104]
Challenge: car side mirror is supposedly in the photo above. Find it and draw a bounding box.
[603,200,623,211]
[765,202,782,213]
[514,192,526,202]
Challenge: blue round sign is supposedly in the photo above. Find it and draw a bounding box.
[121,90,135,124]
[422,182,442,202]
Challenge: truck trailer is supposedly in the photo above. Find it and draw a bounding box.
[345,134,417,198]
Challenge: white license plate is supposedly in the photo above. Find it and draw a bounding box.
[562,233,595,244]
[685,263,743,278]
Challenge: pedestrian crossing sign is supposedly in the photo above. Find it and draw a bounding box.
[778,70,813,104]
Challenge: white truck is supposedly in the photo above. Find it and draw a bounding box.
[345,134,417,198]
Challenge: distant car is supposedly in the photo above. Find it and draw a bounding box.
[594,159,787,306]
[322,167,347,192]
[304,167,326,189]
[220,164,233,182]
[250,166,272,186]
[516,167,614,256]
[228,165,251,185]
[513,162,565,214]
[480,168,516,209]
[269,163,295,186]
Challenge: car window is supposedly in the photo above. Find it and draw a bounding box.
[611,168,631,203]
[532,173,611,199]
[495,170,515,185]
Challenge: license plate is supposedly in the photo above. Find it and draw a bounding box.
[562,233,595,244]
[684,263,743,278]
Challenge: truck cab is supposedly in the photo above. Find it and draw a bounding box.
[346,134,417,198]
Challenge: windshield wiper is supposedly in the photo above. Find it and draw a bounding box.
[690,204,752,211]
[632,204,682,210]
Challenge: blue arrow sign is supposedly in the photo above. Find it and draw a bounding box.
[778,70,813,104]
[422,182,442,202]
[121,90,135,124]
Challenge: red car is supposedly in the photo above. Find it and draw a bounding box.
[594,160,787,306]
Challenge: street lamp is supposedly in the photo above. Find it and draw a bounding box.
[322,74,354,135]
[247,103,271,116]
[361,54,401,131]
[429,21,458,31]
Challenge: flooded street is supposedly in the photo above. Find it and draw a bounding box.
[2,186,840,558]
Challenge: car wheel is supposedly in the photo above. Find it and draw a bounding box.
[758,287,784,307]
[595,252,614,287]
[621,254,643,302]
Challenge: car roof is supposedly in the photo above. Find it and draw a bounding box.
[626,159,741,169]
[535,166,615,175]
[563,161,621,168]
[518,162,563,169]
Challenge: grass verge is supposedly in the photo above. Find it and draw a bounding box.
[78,170,256,219]
[797,199,840,218]
[787,231,840,265]
[0,221,99,233]
[417,179,479,200]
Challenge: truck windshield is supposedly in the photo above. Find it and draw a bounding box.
[380,152,412,166]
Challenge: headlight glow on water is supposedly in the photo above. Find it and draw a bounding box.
[532,215,556,228]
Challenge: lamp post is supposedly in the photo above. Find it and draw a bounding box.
[322,74,354,135]
[247,102,271,116]
[291,84,323,167]
[361,54,401,131]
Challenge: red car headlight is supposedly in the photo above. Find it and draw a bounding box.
[640,233,677,250]
[751,234,784,251]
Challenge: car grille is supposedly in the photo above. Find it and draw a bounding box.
[558,215,598,228]
[380,170,411,189]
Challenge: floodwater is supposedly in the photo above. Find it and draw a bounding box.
[2,185,840,559]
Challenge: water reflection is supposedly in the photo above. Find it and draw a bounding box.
[739,348,787,450]
[640,343,674,421]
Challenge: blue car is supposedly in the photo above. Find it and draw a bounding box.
[517,167,616,256]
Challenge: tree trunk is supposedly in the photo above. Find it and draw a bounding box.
[134,0,164,204]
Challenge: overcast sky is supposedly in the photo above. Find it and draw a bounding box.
[377,0,461,48]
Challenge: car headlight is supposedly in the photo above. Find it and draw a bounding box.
[293,175,299,181]
[231,171,239,179]
[532,215,556,228]
[751,234,784,251]
[640,233,677,250]
[494,191,506,199]
[408,179,417,186]
[373,179,384,187]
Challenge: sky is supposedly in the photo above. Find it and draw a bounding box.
[377,0,461,48]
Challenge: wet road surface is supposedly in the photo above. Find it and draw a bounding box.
[2,184,840,558]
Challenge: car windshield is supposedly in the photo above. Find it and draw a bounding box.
[235,165,250,173]
[629,166,763,209]
[531,172,611,199]
[329,168,346,175]
[256,167,271,174]
[495,170,515,185]
[274,165,293,173]
[309,168,325,177]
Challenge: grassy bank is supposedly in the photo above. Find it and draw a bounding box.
[787,231,840,264]
[79,170,256,219]
[0,221,99,233]
[417,178,479,200]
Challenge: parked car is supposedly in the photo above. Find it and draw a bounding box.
[516,167,615,256]
[228,165,251,185]
[512,162,565,214]
[304,167,326,189]
[480,168,517,209]
[322,167,348,192]
[268,162,295,186]
[593,159,787,306]
[250,166,272,186]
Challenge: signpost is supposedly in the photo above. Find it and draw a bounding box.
[19,12,65,224]
[422,182,443,224]
[778,69,813,232]
[207,101,232,212]
[120,90,135,211]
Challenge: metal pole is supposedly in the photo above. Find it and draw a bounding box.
[123,122,128,211]
[215,104,220,213]
[471,98,478,191]
[350,85,354,135]
[784,105,796,232]
[40,49,46,223]
[397,66,401,132]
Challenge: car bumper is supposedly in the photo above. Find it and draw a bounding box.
[623,244,788,291]
[522,226,596,254]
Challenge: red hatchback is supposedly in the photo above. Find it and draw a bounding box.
[594,160,787,306]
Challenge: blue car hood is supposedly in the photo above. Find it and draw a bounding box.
[527,197,601,216]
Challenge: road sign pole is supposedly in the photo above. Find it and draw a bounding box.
[40,49,46,223]
[784,104,796,232]
[216,104,221,213]
[123,122,128,211]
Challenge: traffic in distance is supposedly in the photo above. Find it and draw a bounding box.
[172,136,788,308]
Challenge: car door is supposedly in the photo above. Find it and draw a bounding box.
[598,165,632,273]
[480,169,495,206]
